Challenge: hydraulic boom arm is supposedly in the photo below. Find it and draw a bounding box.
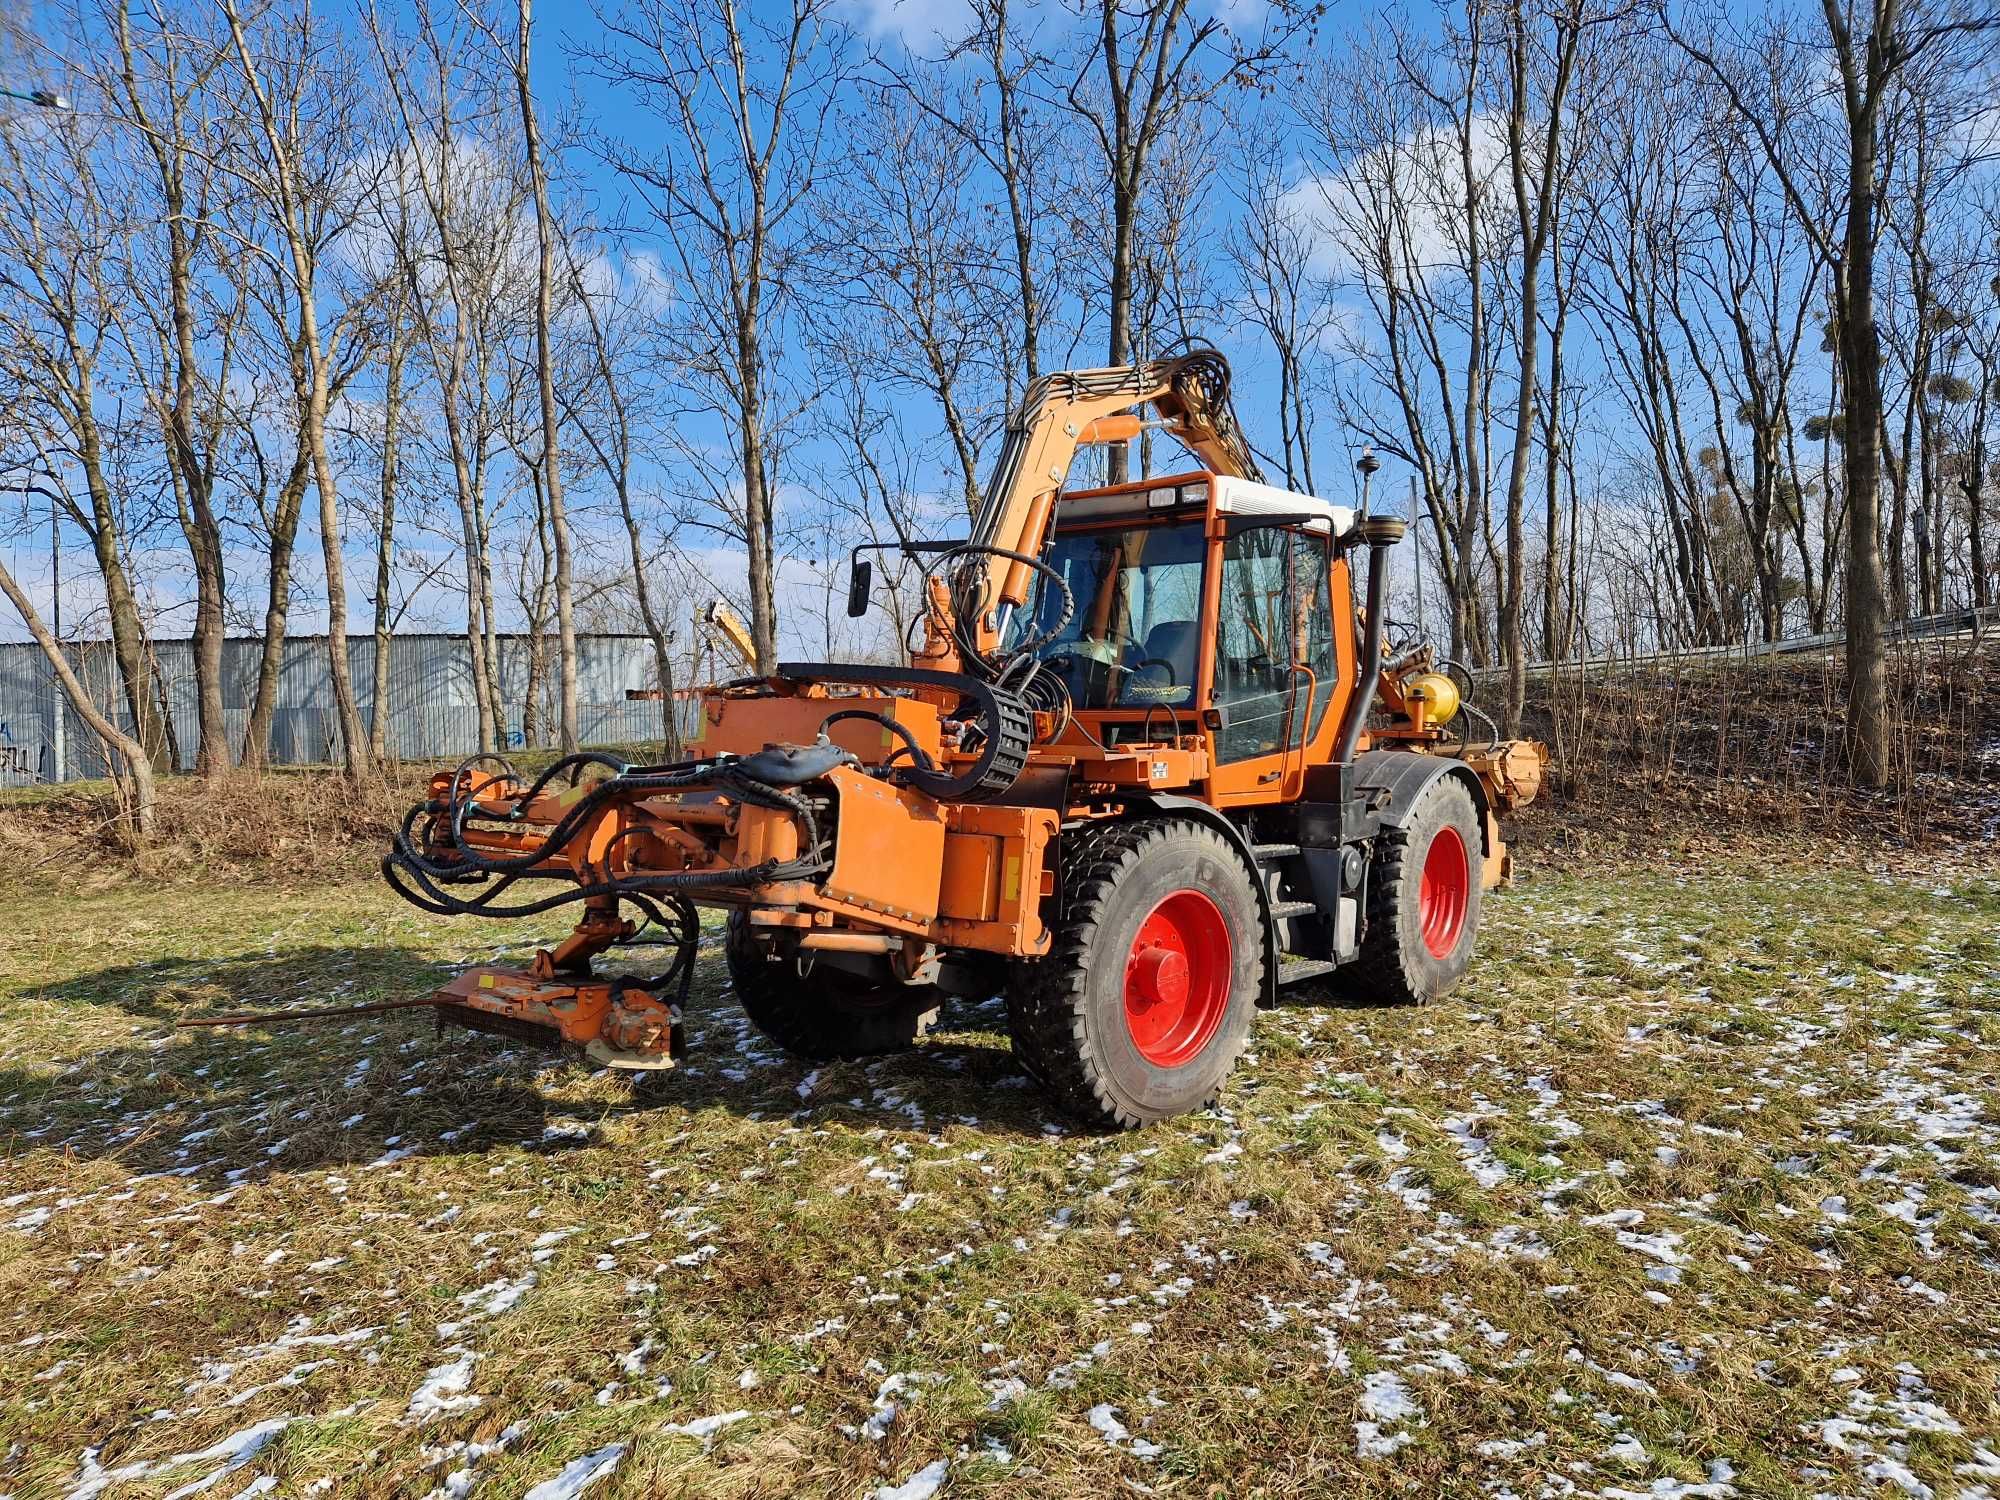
[963,352,1262,655]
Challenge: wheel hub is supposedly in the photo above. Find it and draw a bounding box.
[1128,944,1190,1008]
[1122,889,1231,1068]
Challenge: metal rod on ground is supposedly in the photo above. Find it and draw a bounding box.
[177,997,449,1028]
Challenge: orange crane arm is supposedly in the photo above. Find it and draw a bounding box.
[965,354,1261,652]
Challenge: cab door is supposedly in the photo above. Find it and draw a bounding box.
[1206,521,1339,805]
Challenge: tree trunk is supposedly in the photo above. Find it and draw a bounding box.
[116,6,228,778]
[0,558,155,840]
[370,328,405,764]
[242,446,310,769]
[222,1,371,780]
[514,0,579,753]
[997,53,1039,384]
[1967,364,1992,609]
[78,435,172,773]
[1106,182,1136,484]
[304,371,368,776]
[743,405,778,674]
[1840,186,1891,786]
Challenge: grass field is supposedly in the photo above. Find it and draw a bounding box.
[2,845,1997,1498]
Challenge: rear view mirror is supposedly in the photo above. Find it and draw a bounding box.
[846,557,873,617]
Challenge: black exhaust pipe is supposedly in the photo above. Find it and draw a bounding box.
[1335,515,1407,766]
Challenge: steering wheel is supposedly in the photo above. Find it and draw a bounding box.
[1129,655,1178,685]
[1045,646,1134,678]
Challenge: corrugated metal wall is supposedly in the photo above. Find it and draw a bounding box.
[0,633,697,785]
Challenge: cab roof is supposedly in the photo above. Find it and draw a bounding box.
[1058,470,1355,535]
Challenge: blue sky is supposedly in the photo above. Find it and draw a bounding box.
[8,0,1978,663]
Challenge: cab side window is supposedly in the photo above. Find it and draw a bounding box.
[1213,526,1337,762]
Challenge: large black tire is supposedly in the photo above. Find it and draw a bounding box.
[1006,819,1263,1130]
[725,912,940,1059]
[1344,776,1482,1005]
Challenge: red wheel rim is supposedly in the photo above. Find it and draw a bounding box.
[1122,889,1231,1068]
[1419,825,1470,958]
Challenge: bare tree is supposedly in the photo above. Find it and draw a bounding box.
[107,6,240,775]
[592,0,852,672]
[367,295,411,764]
[1229,119,1340,493]
[1066,0,1303,481]
[886,0,1070,392]
[818,84,1002,515]
[560,238,683,755]
[1665,0,1999,785]
[369,0,534,753]
[221,0,374,779]
[1303,11,1509,666]
[1494,0,1594,732]
[0,77,173,771]
[0,551,154,837]
[507,0,579,750]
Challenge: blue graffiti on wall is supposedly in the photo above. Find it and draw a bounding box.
[0,721,46,777]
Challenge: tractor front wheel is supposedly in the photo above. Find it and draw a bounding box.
[1344,776,1483,1005]
[1007,820,1262,1130]
[726,912,940,1059]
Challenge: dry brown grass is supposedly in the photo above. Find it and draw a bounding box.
[0,742,681,888]
[0,769,420,885]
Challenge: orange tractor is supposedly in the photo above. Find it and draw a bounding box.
[382,353,1544,1128]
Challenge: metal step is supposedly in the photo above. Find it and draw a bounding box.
[1268,899,1318,921]
[1252,841,1301,863]
[1276,957,1339,986]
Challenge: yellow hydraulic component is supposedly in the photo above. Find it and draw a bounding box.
[701,598,757,675]
[1404,671,1461,727]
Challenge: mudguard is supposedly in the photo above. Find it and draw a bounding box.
[1351,749,1491,854]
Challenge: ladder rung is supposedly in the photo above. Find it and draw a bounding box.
[1269,899,1318,921]
[1252,842,1301,862]
[1277,957,1339,985]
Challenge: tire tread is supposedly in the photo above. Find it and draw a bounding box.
[726,913,939,1059]
[1007,819,1262,1130]
[1341,778,1478,1006]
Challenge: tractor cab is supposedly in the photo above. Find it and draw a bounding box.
[1020,470,1357,799]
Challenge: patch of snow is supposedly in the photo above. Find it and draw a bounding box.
[659,1410,750,1446]
[457,1274,536,1318]
[406,1353,481,1422]
[520,1443,627,1500]
[1358,1371,1422,1424]
[869,1459,948,1500]
[1354,1422,1412,1460]
[1087,1404,1162,1459]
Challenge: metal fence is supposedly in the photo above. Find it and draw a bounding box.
[1467,604,2000,683]
[0,632,699,786]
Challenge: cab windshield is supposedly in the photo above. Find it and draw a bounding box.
[1022,521,1205,710]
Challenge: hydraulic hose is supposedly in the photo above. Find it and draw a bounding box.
[1335,516,1408,766]
[819,709,937,773]
[383,749,833,924]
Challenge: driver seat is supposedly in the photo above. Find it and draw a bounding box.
[1139,619,1198,693]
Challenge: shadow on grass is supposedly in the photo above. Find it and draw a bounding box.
[0,946,1065,1187]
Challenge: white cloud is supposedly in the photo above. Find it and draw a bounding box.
[1284,112,1511,291]
[838,0,976,50]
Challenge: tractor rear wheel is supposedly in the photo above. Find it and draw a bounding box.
[1344,776,1482,1005]
[1006,820,1262,1130]
[725,912,940,1059]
